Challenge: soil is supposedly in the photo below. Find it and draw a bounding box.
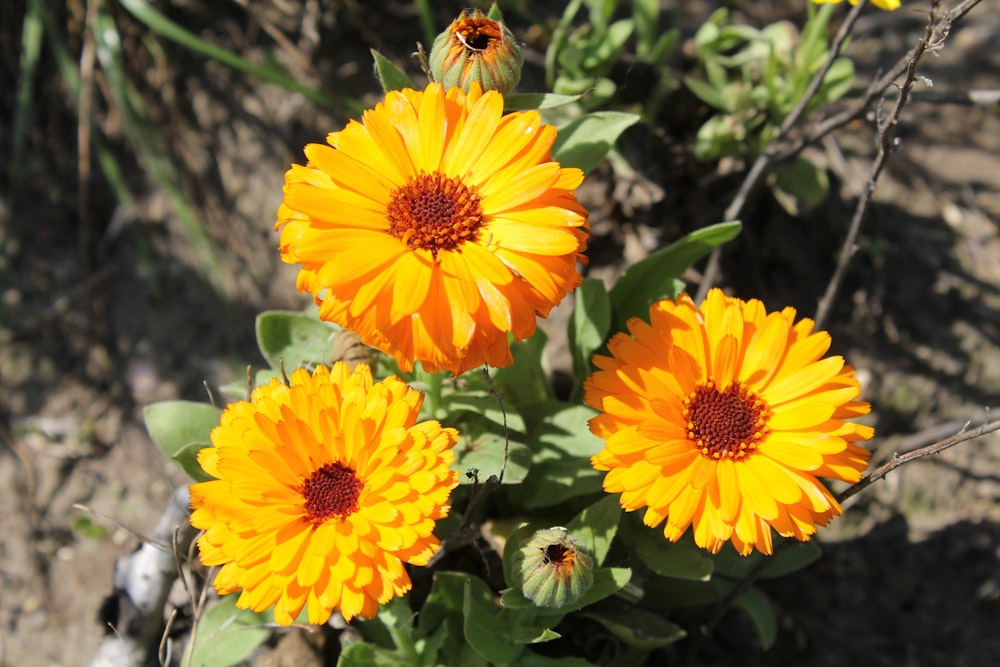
[1,1,999,666]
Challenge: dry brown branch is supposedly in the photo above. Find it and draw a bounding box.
[838,417,1000,503]
[813,0,942,329]
[695,0,869,304]
[695,0,984,303]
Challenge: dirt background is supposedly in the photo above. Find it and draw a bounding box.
[1,1,999,665]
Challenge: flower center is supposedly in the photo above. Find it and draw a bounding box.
[454,16,502,52]
[301,462,363,524]
[543,543,576,571]
[684,381,771,461]
[386,172,485,257]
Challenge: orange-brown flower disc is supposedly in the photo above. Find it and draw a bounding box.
[189,363,460,625]
[585,289,874,556]
[275,83,589,375]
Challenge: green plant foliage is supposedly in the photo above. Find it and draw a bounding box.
[552,111,640,174]
[144,401,222,480]
[684,4,852,214]
[567,495,621,567]
[634,528,715,581]
[734,586,779,650]
[504,93,583,111]
[516,402,605,508]
[445,394,531,485]
[568,277,612,389]
[183,594,272,667]
[255,310,341,372]
[608,221,741,333]
[371,49,417,93]
[581,602,686,649]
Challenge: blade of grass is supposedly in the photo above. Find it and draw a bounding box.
[93,8,231,298]
[117,0,361,113]
[4,0,46,292]
[414,0,436,51]
[10,0,44,209]
[34,1,160,294]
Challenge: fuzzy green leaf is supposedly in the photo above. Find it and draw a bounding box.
[567,495,621,567]
[371,49,416,93]
[144,401,221,462]
[256,310,339,372]
[183,595,272,667]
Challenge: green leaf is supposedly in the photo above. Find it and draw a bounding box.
[511,626,561,645]
[493,329,553,405]
[567,495,621,567]
[464,576,524,664]
[768,156,830,216]
[445,394,530,485]
[504,93,582,111]
[634,528,714,581]
[516,402,604,508]
[641,576,734,611]
[552,111,639,174]
[183,595,272,667]
[172,442,213,482]
[144,401,222,462]
[371,49,416,93]
[518,653,599,667]
[714,539,822,580]
[684,75,727,111]
[337,641,408,667]
[761,540,822,579]
[568,278,611,387]
[420,574,490,667]
[608,221,741,334]
[256,310,339,371]
[580,604,685,649]
[734,586,778,650]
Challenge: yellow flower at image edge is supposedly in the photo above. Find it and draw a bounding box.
[585,289,873,556]
[189,362,460,625]
[276,82,589,375]
[811,0,900,11]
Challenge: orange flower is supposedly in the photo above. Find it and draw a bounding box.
[585,290,873,556]
[189,363,459,624]
[275,83,589,375]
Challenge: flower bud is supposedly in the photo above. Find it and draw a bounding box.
[428,7,523,95]
[511,527,594,608]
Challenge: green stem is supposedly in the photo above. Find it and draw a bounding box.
[425,369,444,417]
[387,618,421,666]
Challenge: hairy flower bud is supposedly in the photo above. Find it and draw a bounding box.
[428,8,523,95]
[511,527,594,608]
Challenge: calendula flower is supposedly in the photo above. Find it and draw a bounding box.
[585,290,873,556]
[189,363,459,625]
[276,83,589,375]
[812,0,900,11]
[429,7,523,94]
[511,527,594,608]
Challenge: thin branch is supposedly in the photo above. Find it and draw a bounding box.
[838,418,1000,503]
[695,0,869,303]
[813,0,941,329]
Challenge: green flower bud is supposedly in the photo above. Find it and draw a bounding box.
[511,527,594,608]
[428,7,523,95]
